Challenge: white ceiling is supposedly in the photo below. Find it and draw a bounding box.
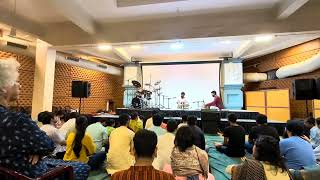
[0,0,281,23]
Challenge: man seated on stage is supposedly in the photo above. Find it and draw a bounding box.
[245,114,279,154]
[131,93,141,109]
[205,90,224,110]
[177,92,189,109]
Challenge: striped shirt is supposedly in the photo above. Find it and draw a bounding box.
[111,166,175,180]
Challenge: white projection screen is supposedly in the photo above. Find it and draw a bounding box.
[142,63,220,109]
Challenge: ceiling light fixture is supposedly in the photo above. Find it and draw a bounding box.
[254,35,274,42]
[130,45,142,49]
[170,42,184,49]
[97,44,112,50]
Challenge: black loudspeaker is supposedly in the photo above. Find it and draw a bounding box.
[292,79,316,100]
[201,110,221,134]
[72,81,91,98]
[316,78,320,99]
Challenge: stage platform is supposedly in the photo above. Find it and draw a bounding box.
[116,108,260,120]
[110,108,286,135]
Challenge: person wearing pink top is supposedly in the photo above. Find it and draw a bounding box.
[205,90,224,110]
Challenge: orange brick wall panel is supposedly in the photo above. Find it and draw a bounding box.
[244,38,320,119]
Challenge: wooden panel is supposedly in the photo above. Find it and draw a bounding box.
[314,110,320,118]
[247,107,266,115]
[266,89,290,107]
[267,108,290,122]
[314,100,320,109]
[245,91,265,107]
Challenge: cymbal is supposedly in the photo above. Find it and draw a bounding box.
[144,83,152,86]
[154,80,161,86]
[132,80,141,88]
[142,90,152,94]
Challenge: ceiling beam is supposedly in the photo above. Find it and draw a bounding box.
[117,0,186,7]
[113,47,131,62]
[233,40,254,58]
[48,0,96,34]
[277,0,309,19]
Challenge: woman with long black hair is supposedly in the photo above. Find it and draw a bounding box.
[64,116,106,170]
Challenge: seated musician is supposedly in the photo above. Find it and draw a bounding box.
[177,92,189,109]
[205,90,224,110]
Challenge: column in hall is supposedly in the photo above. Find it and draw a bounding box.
[123,63,142,108]
[221,59,244,110]
[31,39,56,119]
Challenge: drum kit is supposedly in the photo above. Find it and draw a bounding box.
[131,80,167,109]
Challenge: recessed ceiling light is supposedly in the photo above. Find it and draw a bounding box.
[220,40,232,44]
[254,35,274,42]
[97,44,112,50]
[130,45,142,49]
[170,42,184,49]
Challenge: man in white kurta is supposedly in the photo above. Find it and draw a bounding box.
[177,92,189,109]
[106,114,135,175]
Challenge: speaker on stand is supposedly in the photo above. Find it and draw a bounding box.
[292,79,316,117]
[72,81,91,113]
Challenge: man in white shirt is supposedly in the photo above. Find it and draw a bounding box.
[177,92,189,109]
[86,118,108,152]
[153,120,178,170]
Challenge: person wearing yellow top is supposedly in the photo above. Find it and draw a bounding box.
[145,110,159,129]
[128,112,143,133]
[64,116,106,170]
[227,136,290,180]
[107,114,135,175]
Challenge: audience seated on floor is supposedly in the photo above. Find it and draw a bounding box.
[64,116,106,171]
[111,129,175,180]
[145,110,159,129]
[153,120,178,170]
[106,118,115,137]
[148,113,166,137]
[215,113,245,157]
[38,111,66,159]
[245,114,279,154]
[59,112,79,139]
[187,115,206,150]
[53,109,66,129]
[169,126,212,179]
[227,135,290,180]
[177,114,188,129]
[304,117,316,138]
[310,118,320,149]
[86,117,108,152]
[280,120,317,170]
[0,58,90,180]
[129,111,143,133]
[107,114,135,175]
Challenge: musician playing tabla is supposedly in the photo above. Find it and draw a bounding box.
[177,92,189,109]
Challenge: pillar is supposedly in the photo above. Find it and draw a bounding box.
[221,59,244,110]
[31,39,56,119]
[123,63,142,107]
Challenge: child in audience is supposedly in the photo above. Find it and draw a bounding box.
[215,113,245,157]
[227,136,290,180]
[280,120,317,170]
[38,111,66,159]
[64,116,106,170]
[153,120,178,170]
[170,126,212,179]
[128,112,143,133]
[148,113,166,137]
[177,114,188,129]
[106,118,116,137]
[107,114,135,175]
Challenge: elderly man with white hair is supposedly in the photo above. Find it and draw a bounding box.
[0,58,90,179]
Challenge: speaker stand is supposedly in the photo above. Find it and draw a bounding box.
[79,97,82,114]
[306,100,309,118]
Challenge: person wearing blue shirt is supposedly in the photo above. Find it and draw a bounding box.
[280,120,317,170]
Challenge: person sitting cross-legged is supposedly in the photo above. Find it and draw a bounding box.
[227,136,290,180]
[153,120,178,170]
[148,113,166,137]
[128,111,143,133]
[245,114,279,154]
[106,114,135,175]
[187,115,206,150]
[111,129,175,180]
[177,114,188,129]
[280,120,317,170]
[215,113,245,157]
